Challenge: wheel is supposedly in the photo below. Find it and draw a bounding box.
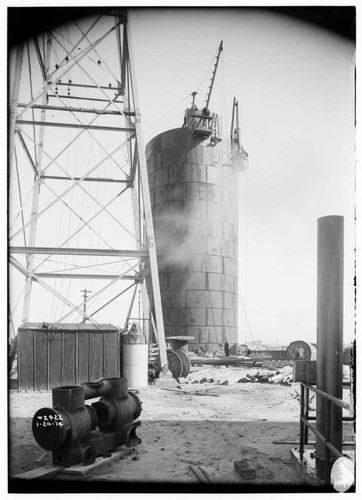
[166,349,184,379]
[174,349,191,377]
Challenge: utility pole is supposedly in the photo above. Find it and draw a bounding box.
[81,289,92,323]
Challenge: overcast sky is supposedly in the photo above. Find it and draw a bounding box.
[7,7,356,347]
[129,7,355,346]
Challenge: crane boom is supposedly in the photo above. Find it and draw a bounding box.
[230,96,248,172]
[204,41,223,110]
[182,41,223,145]
[230,97,240,145]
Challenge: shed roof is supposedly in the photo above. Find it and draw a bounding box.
[18,322,121,332]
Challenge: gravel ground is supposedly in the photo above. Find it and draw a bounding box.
[8,366,355,493]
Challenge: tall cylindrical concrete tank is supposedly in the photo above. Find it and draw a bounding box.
[146,128,239,352]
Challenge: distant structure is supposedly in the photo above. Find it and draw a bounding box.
[146,42,247,352]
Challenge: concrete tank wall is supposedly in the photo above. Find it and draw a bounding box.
[146,128,238,352]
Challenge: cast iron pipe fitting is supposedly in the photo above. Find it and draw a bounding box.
[32,377,142,467]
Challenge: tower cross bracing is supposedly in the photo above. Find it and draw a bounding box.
[8,9,168,368]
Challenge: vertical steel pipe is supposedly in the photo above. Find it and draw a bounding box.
[8,44,24,182]
[316,216,344,480]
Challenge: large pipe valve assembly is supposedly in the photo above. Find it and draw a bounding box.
[32,377,142,467]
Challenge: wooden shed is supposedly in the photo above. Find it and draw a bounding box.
[17,322,121,391]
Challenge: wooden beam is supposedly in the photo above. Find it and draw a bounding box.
[13,464,64,480]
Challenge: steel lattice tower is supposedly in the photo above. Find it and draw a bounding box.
[8,8,168,369]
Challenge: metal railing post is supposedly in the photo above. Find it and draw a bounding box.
[299,383,305,458]
[305,385,310,445]
[297,383,352,486]
[324,398,332,483]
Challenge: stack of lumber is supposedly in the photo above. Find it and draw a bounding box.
[184,365,294,386]
[259,360,292,370]
[185,367,246,386]
[239,365,293,385]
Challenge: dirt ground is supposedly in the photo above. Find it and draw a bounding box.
[8,365,355,493]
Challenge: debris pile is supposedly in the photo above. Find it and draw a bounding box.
[185,367,244,386]
[253,360,292,370]
[192,344,224,358]
[239,365,294,385]
[182,364,294,387]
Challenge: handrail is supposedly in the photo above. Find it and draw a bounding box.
[301,382,350,411]
[298,382,354,484]
[300,416,344,459]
